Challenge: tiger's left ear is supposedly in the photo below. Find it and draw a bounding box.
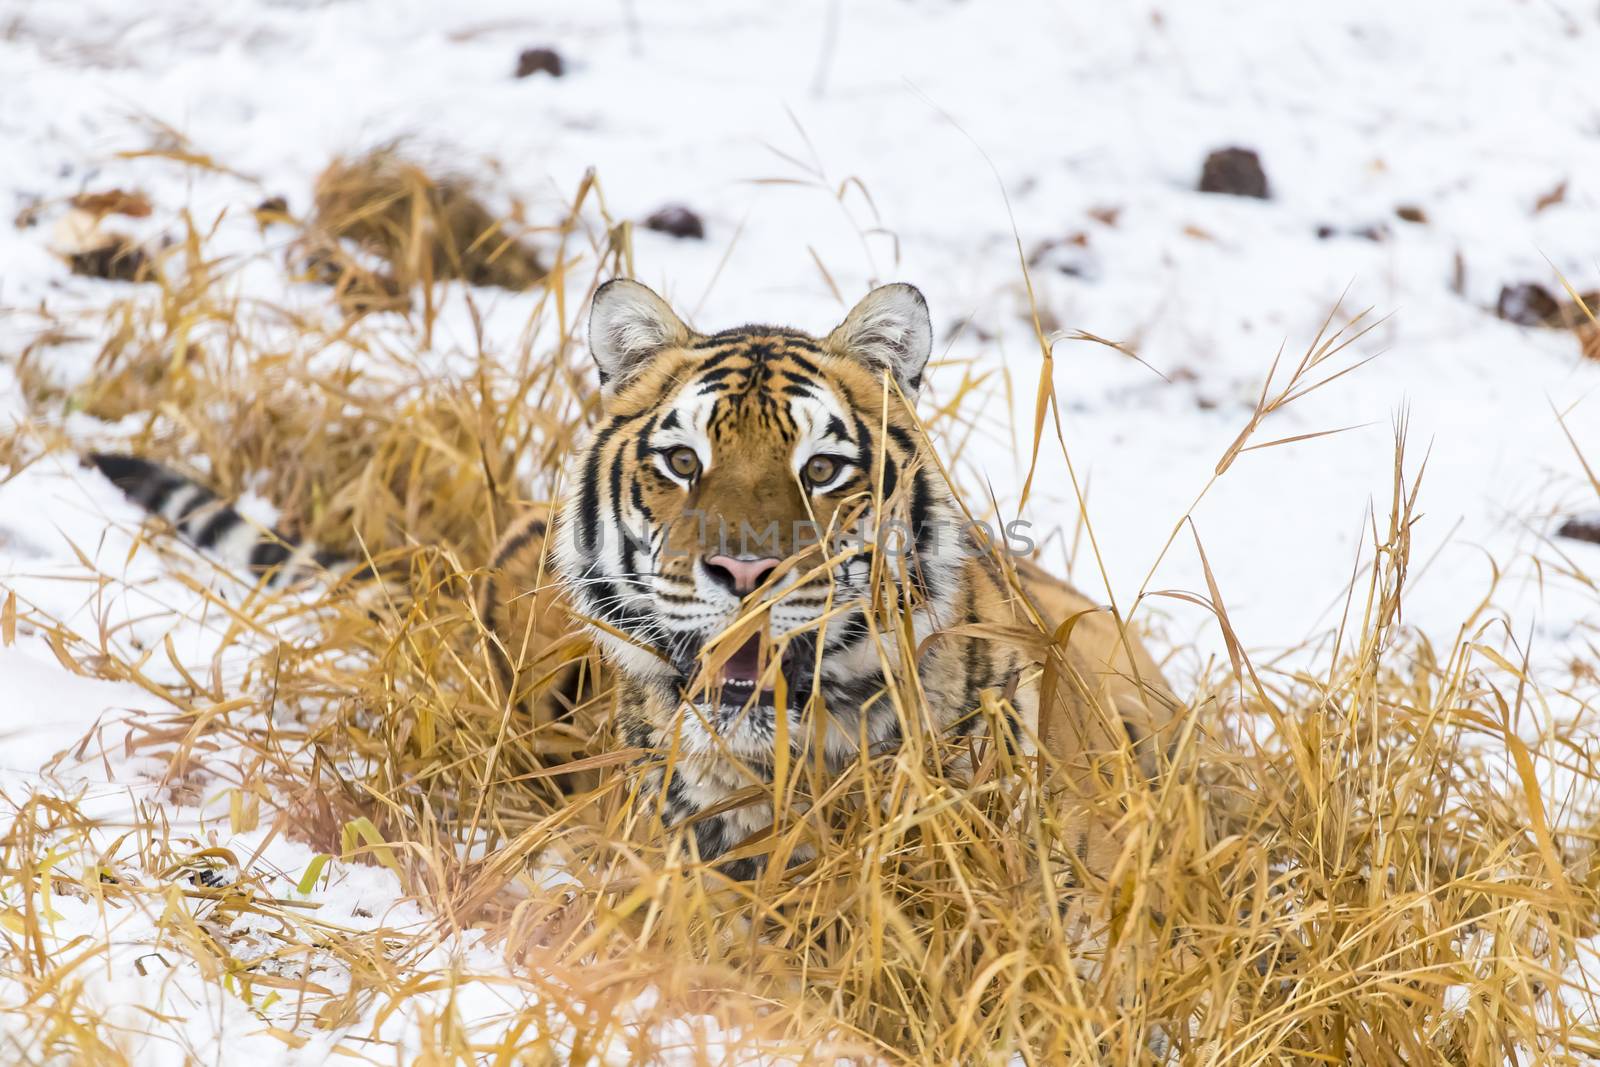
[588,279,691,395]
[825,283,933,399]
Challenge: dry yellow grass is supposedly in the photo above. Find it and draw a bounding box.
[2,159,1599,1065]
[300,146,546,317]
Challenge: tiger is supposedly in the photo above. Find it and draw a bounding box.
[478,280,1179,880]
[89,279,1179,886]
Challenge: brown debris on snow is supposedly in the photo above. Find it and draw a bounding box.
[50,206,156,283]
[1534,179,1567,214]
[70,188,153,219]
[1495,281,1600,360]
[66,236,153,282]
[1496,282,1599,331]
[1496,283,1561,326]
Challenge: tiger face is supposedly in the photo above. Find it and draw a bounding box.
[553,281,966,766]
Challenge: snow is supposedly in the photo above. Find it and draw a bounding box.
[2,0,1600,1061]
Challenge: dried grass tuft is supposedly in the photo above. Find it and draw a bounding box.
[303,146,545,308]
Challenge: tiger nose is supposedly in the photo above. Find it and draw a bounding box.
[703,554,781,596]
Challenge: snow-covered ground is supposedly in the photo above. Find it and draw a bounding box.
[4,0,1600,1061]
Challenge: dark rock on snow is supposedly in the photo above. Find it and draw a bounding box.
[1198,147,1269,199]
[1557,516,1600,545]
[515,47,565,79]
[644,204,705,239]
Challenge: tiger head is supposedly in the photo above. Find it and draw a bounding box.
[553,280,967,763]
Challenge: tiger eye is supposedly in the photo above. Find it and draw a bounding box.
[666,447,700,479]
[804,455,840,487]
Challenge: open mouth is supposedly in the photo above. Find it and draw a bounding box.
[681,631,816,713]
[714,632,775,705]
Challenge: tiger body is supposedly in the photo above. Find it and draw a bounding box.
[480,281,1176,878]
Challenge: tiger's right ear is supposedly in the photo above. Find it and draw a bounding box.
[588,279,691,394]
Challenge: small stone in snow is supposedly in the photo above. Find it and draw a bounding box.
[1557,515,1600,545]
[644,204,705,240]
[1395,204,1428,224]
[1314,222,1386,241]
[515,47,565,79]
[1198,147,1269,199]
